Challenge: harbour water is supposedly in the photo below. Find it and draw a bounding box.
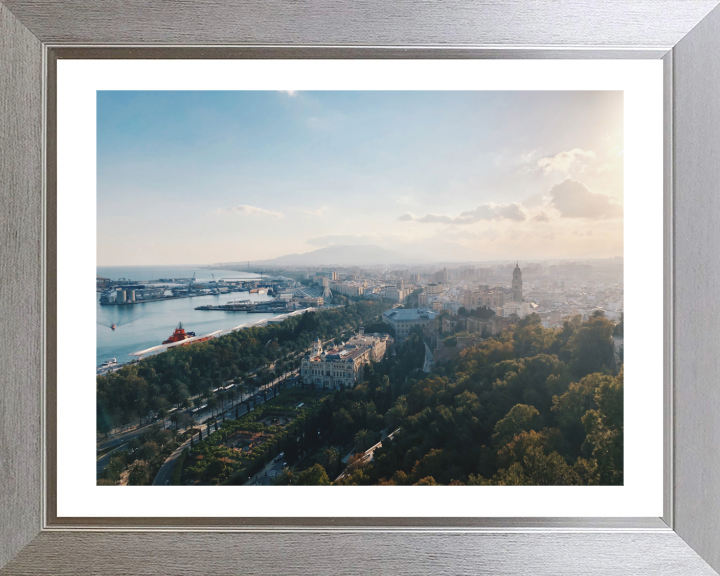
[96,266,280,366]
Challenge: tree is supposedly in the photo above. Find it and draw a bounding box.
[317,446,340,477]
[207,396,218,417]
[295,463,331,485]
[414,476,439,486]
[157,429,174,448]
[567,315,616,378]
[139,441,159,461]
[582,369,624,485]
[332,408,354,444]
[492,404,541,448]
[354,429,373,453]
[127,462,151,485]
[551,373,614,455]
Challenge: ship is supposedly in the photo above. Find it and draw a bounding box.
[162,322,211,347]
[163,322,195,344]
[97,358,118,374]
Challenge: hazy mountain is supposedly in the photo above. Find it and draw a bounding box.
[247,245,409,267]
[218,241,485,267]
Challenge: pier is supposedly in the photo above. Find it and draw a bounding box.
[195,301,292,313]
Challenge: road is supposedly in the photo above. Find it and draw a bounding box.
[248,458,287,486]
[152,437,192,486]
[96,442,128,476]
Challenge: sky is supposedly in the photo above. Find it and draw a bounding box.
[97,90,623,266]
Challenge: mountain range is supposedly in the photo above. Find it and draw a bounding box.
[215,242,484,267]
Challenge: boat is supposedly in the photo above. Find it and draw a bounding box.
[97,358,118,374]
[161,322,210,347]
[162,322,194,344]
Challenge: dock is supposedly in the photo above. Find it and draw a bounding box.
[195,302,292,313]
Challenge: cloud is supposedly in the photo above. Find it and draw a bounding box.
[399,202,526,224]
[537,148,596,174]
[302,206,329,217]
[211,205,285,218]
[549,178,622,219]
[306,234,378,246]
[533,212,551,222]
[279,90,297,97]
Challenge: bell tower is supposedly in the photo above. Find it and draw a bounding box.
[512,262,523,302]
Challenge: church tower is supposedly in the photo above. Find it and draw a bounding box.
[512,262,523,302]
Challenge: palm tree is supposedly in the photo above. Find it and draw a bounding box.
[354,429,372,454]
[207,396,218,417]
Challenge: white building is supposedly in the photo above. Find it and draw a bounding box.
[501,301,536,318]
[300,331,384,389]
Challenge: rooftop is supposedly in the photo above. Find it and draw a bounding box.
[383,308,438,321]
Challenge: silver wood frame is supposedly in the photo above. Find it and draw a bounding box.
[2,1,720,574]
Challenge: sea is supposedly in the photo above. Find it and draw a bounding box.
[96,265,281,367]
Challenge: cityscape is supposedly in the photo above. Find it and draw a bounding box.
[96,90,623,487]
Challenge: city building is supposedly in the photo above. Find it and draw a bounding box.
[512,262,523,302]
[343,327,394,361]
[442,315,466,333]
[300,328,391,388]
[463,287,510,310]
[501,301,535,318]
[492,314,519,335]
[425,282,444,295]
[331,281,365,297]
[382,308,438,342]
[432,268,449,283]
[466,317,491,335]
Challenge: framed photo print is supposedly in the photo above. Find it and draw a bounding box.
[2,1,720,574]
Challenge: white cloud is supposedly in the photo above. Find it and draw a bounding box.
[302,206,329,217]
[211,205,285,218]
[399,202,526,224]
[537,148,596,174]
[279,90,297,97]
[549,178,622,219]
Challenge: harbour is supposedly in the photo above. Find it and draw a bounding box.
[96,267,279,366]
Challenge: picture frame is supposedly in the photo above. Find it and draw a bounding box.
[1,1,719,573]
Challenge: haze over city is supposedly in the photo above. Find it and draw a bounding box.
[97,90,623,266]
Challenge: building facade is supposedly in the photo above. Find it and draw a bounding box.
[301,339,369,389]
[463,288,510,310]
[383,308,438,342]
[343,327,394,361]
